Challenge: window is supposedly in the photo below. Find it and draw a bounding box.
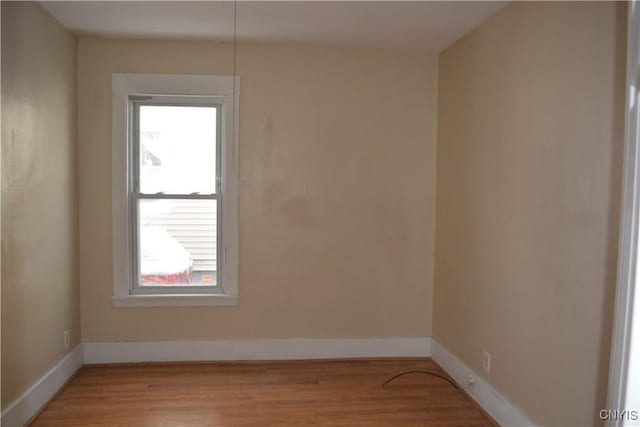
[112,74,238,306]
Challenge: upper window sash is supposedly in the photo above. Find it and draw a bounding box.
[129,97,223,197]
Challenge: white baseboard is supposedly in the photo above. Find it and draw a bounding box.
[83,337,431,364]
[1,345,83,427]
[431,339,535,427]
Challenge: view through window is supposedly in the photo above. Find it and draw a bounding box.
[135,103,219,287]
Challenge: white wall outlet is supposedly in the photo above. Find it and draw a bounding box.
[483,350,491,373]
[466,373,475,385]
[64,330,70,350]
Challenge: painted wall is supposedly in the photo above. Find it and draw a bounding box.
[78,38,438,341]
[433,2,626,426]
[1,2,80,409]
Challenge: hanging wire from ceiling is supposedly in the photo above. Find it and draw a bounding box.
[232,0,237,157]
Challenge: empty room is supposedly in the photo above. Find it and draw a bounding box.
[2,1,639,426]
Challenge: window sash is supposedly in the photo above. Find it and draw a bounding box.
[134,193,219,200]
[129,98,223,294]
[130,99,223,196]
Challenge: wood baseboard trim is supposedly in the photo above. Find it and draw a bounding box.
[1,345,83,427]
[431,339,536,427]
[83,337,432,364]
[24,367,84,427]
[84,356,430,368]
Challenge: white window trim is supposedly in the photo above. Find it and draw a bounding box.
[111,73,239,307]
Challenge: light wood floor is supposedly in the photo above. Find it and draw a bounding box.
[30,359,496,426]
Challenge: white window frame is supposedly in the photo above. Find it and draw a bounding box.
[111,73,239,307]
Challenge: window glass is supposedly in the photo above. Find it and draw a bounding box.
[139,105,217,195]
[138,199,217,286]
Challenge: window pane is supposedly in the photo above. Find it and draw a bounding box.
[139,105,217,194]
[138,199,217,286]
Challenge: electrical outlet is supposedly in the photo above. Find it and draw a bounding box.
[483,350,491,373]
[64,330,70,350]
[466,373,475,385]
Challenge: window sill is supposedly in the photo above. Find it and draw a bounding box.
[113,293,238,307]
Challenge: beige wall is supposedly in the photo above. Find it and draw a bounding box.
[434,2,626,426]
[1,2,80,409]
[78,38,438,341]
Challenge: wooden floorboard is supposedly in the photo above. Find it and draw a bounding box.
[30,358,496,427]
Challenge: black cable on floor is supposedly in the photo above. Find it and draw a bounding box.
[382,370,459,389]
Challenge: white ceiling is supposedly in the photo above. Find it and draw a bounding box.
[40,1,507,52]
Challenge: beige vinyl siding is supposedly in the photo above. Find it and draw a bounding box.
[144,199,217,271]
